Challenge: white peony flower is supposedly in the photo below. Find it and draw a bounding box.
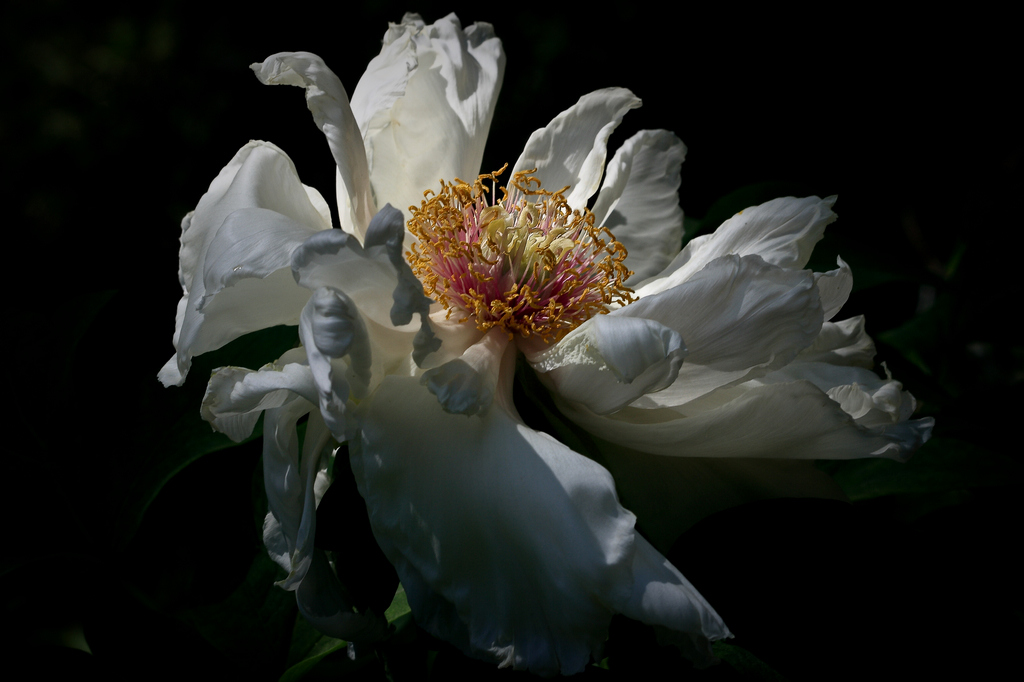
[159,12,932,676]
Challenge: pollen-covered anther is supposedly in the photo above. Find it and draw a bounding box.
[406,165,634,342]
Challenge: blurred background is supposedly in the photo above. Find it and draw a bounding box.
[3,1,1020,679]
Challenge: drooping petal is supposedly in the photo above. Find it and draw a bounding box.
[200,348,333,589]
[512,88,642,212]
[527,315,686,415]
[350,13,505,230]
[621,254,823,408]
[200,349,316,442]
[590,130,687,284]
[635,196,837,298]
[159,141,331,386]
[558,377,932,462]
[251,52,375,238]
[298,287,366,440]
[349,355,728,675]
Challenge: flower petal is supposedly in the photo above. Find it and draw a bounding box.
[291,204,440,372]
[814,256,853,321]
[201,349,333,588]
[622,254,823,408]
[350,13,505,231]
[796,315,875,368]
[298,287,366,439]
[558,377,932,462]
[159,141,330,386]
[251,52,375,238]
[350,361,727,674]
[635,196,837,298]
[590,130,687,284]
[420,327,509,416]
[512,88,642,212]
[528,315,686,415]
[200,349,316,442]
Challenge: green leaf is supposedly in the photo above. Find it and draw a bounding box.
[826,437,1020,502]
[279,633,347,682]
[713,641,790,681]
[278,584,412,682]
[385,584,412,629]
[179,550,297,677]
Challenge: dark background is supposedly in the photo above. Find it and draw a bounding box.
[4,1,1020,679]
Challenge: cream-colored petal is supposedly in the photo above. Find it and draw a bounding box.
[591,130,687,284]
[350,364,728,674]
[796,315,876,368]
[251,52,375,238]
[291,205,440,374]
[350,13,504,237]
[559,377,931,462]
[160,141,331,386]
[623,255,822,408]
[635,196,837,298]
[528,315,686,415]
[815,256,853,321]
[512,88,641,212]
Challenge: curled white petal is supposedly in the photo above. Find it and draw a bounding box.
[512,88,642,212]
[591,130,687,284]
[160,141,330,386]
[291,204,439,372]
[636,195,837,298]
[623,254,823,409]
[251,51,375,238]
[528,315,687,415]
[814,256,853,321]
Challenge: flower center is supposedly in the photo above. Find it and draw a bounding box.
[407,166,634,342]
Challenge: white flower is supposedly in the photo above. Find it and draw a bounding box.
[159,12,932,676]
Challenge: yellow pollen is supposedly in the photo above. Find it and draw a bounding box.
[406,165,634,341]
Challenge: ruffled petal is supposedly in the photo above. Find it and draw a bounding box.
[512,88,642,212]
[159,141,330,386]
[291,205,440,374]
[814,256,853,321]
[251,52,375,238]
[635,196,837,298]
[558,377,931,462]
[621,254,823,408]
[527,315,686,415]
[350,361,727,674]
[796,315,876,368]
[200,349,333,588]
[298,287,367,439]
[200,349,316,442]
[350,13,505,231]
[590,130,687,284]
